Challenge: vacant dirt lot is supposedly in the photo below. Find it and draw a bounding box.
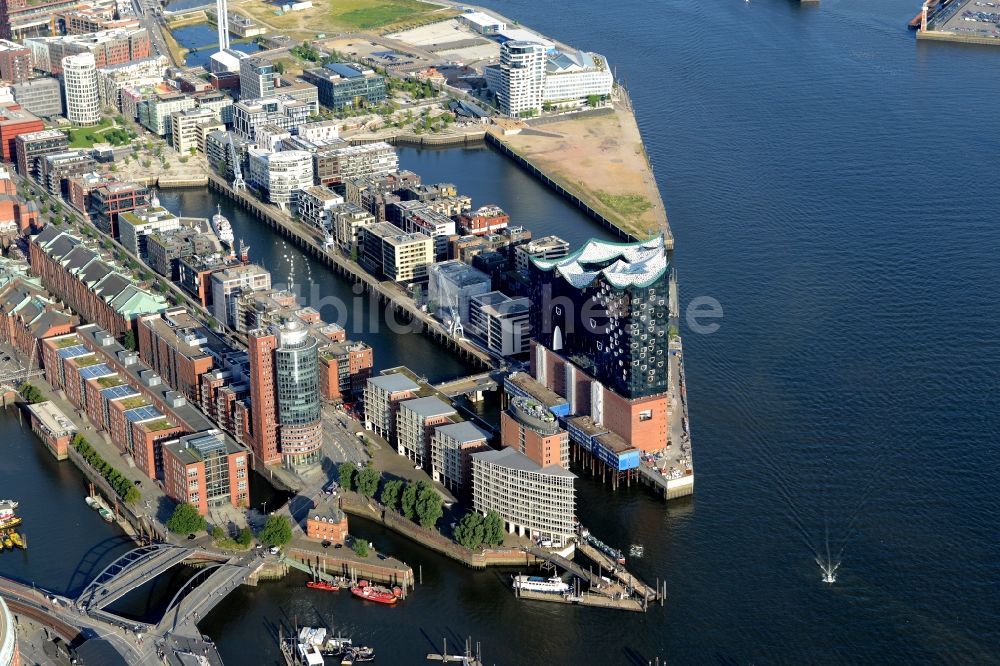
[497,105,669,240]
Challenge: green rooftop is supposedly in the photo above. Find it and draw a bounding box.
[75,355,100,368]
[146,419,175,432]
[97,376,125,388]
[120,397,149,410]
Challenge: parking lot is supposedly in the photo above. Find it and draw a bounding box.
[931,0,1000,38]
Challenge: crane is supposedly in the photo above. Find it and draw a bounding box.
[229,136,245,191]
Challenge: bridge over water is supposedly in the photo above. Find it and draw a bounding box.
[1,544,267,664]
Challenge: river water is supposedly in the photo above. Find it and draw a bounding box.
[4,0,1000,662]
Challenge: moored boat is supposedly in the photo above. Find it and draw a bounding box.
[350,580,400,605]
[8,533,24,550]
[0,500,22,530]
[306,580,340,592]
[98,507,114,523]
[211,205,234,246]
[297,627,353,656]
[85,496,100,510]
[512,575,570,594]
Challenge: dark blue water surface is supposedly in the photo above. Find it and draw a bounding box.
[170,24,261,69]
[3,0,1000,663]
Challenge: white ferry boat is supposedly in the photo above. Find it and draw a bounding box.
[512,575,570,594]
[211,205,234,246]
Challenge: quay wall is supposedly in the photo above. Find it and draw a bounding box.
[284,547,414,588]
[347,130,486,147]
[916,30,1000,45]
[63,436,166,544]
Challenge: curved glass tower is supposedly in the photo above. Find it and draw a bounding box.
[275,321,322,468]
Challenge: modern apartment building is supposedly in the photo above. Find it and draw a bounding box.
[458,205,509,236]
[247,148,313,210]
[147,230,217,280]
[210,263,272,329]
[0,39,31,82]
[318,340,373,401]
[38,151,95,196]
[297,184,343,231]
[467,291,531,357]
[117,207,181,258]
[496,40,546,117]
[515,234,569,273]
[239,56,274,100]
[330,203,374,251]
[14,129,67,180]
[395,396,456,468]
[430,421,490,493]
[500,396,569,469]
[162,430,250,515]
[301,62,385,110]
[0,102,43,162]
[313,141,398,186]
[471,447,576,541]
[12,78,63,118]
[89,181,151,237]
[363,373,419,439]
[96,56,167,110]
[170,107,224,155]
[232,95,312,141]
[26,28,150,75]
[137,86,196,137]
[358,222,434,283]
[137,307,223,403]
[543,50,613,107]
[399,205,456,261]
[427,260,491,328]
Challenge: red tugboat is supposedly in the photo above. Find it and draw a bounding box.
[306,580,340,592]
[350,580,402,605]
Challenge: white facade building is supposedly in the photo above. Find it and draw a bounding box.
[467,291,531,357]
[471,447,576,541]
[247,148,313,211]
[97,56,168,110]
[544,50,613,107]
[62,52,101,126]
[497,41,546,118]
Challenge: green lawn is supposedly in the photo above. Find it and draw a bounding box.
[594,191,653,218]
[65,119,136,149]
[237,0,456,36]
[338,0,432,29]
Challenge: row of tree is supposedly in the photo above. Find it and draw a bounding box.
[73,434,140,504]
[338,463,444,529]
[383,479,443,529]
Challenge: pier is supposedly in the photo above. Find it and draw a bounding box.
[520,545,659,612]
[206,173,491,369]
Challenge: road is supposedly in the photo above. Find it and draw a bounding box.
[132,0,175,65]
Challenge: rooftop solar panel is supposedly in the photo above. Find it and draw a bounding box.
[57,345,89,358]
[79,364,113,379]
[101,385,139,400]
[125,406,162,422]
